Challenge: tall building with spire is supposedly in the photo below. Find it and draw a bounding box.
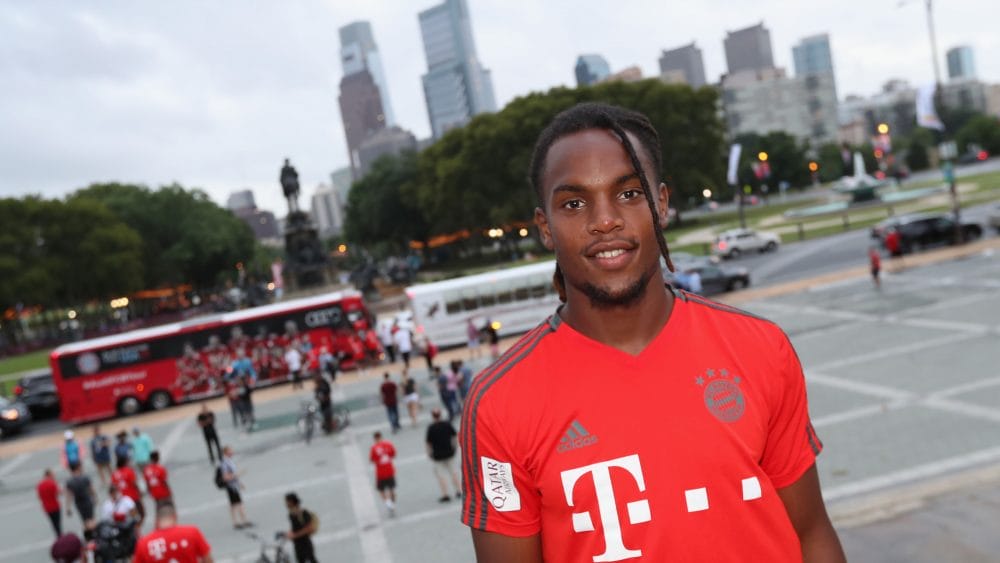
[338,21,394,179]
[418,0,497,139]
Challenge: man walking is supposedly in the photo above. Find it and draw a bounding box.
[392,323,413,369]
[378,321,396,364]
[425,409,462,503]
[197,403,223,464]
[369,432,397,516]
[131,427,155,488]
[113,430,131,466]
[435,366,460,422]
[284,343,304,390]
[89,425,112,486]
[62,431,83,470]
[64,463,97,538]
[37,468,62,536]
[142,451,172,510]
[220,446,251,529]
[133,503,213,563]
[284,493,318,563]
[313,373,334,433]
[380,372,401,433]
[112,457,144,526]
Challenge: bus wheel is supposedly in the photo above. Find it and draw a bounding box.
[148,391,172,411]
[117,396,142,417]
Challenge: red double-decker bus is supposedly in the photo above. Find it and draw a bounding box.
[50,290,380,423]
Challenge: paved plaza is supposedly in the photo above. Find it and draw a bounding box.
[0,247,998,562]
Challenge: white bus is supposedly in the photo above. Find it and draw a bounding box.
[405,260,561,348]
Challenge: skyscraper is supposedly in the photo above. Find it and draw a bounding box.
[419,0,497,139]
[792,34,834,76]
[658,43,706,88]
[338,21,393,179]
[946,46,976,81]
[575,54,611,87]
[724,22,774,74]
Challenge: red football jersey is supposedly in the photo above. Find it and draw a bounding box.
[142,463,171,501]
[37,478,59,512]
[369,440,396,480]
[461,291,822,562]
[133,525,210,563]
[112,466,141,502]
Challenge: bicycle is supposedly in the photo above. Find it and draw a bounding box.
[297,401,350,442]
[247,531,292,563]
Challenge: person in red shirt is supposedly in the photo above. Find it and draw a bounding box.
[369,431,397,516]
[869,246,882,288]
[142,451,172,510]
[460,103,845,562]
[133,502,212,563]
[37,468,62,536]
[112,457,144,526]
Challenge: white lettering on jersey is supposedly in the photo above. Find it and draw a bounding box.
[560,454,651,562]
[480,456,521,512]
[147,537,168,560]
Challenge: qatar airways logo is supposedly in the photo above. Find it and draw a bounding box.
[560,454,651,562]
[480,456,521,512]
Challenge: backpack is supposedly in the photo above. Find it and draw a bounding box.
[214,465,225,489]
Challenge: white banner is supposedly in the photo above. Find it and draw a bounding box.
[916,83,944,131]
[727,144,742,186]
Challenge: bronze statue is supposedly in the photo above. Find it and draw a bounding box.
[280,158,301,213]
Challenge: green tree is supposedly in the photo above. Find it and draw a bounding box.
[344,151,429,254]
[904,127,935,171]
[956,114,1000,154]
[734,132,809,192]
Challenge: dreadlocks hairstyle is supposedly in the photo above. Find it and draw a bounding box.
[528,102,675,302]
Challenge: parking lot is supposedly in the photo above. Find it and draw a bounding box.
[0,246,998,562]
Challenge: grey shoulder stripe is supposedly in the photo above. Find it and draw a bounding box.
[686,294,771,324]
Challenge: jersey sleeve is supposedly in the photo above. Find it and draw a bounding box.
[760,333,822,489]
[460,395,540,537]
[193,528,211,555]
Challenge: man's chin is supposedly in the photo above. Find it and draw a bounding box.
[579,278,647,310]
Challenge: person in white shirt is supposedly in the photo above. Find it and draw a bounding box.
[284,345,304,390]
[100,484,138,524]
[379,322,396,363]
[392,325,413,369]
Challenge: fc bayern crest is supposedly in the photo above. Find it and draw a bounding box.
[695,368,745,423]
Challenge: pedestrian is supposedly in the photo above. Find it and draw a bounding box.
[402,369,421,427]
[37,468,62,536]
[142,451,172,510]
[133,502,212,563]
[219,446,251,529]
[62,430,84,470]
[425,409,462,503]
[111,457,144,526]
[392,323,413,369]
[380,372,401,433]
[283,492,319,563]
[197,403,223,464]
[885,227,902,257]
[435,366,460,422]
[869,245,882,289]
[113,430,132,466]
[419,334,438,371]
[686,267,703,294]
[454,359,473,404]
[466,318,481,360]
[369,432,397,516]
[100,483,139,526]
[379,321,396,363]
[459,103,845,560]
[313,373,334,434]
[231,350,257,430]
[285,343,304,390]
[64,463,97,539]
[131,427,155,488]
[89,425,112,486]
[483,319,500,360]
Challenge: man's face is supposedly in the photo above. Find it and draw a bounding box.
[286,500,299,514]
[534,129,668,309]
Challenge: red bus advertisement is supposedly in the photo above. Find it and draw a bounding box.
[50,290,381,423]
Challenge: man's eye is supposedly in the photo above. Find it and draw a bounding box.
[562,199,584,210]
[621,189,643,200]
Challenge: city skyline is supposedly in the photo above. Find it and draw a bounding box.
[2,0,999,215]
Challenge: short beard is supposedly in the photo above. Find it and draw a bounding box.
[577,268,654,310]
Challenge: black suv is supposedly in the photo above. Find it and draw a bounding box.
[14,369,60,417]
[879,214,983,254]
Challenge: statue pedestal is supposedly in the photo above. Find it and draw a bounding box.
[284,211,328,290]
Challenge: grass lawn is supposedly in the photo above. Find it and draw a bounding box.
[0,349,50,396]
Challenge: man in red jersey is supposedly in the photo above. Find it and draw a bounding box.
[460,103,845,563]
[133,503,212,563]
[111,457,144,526]
[142,451,172,510]
[369,431,397,516]
[36,468,62,536]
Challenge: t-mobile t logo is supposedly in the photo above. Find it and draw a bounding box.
[146,537,168,560]
[560,454,650,562]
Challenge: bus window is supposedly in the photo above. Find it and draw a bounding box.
[480,284,497,307]
[495,281,513,304]
[530,275,548,298]
[461,288,479,311]
[444,289,463,315]
[513,280,531,301]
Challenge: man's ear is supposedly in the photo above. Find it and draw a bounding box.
[657,183,670,228]
[534,207,554,250]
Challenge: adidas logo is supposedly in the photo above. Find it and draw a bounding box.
[557,420,599,453]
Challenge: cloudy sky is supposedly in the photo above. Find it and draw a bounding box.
[2,0,998,214]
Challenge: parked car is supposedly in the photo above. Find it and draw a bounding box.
[0,396,32,438]
[667,263,750,296]
[871,212,938,241]
[879,213,983,254]
[711,228,780,259]
[13,369,60,417]
[988,203,1000,234]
